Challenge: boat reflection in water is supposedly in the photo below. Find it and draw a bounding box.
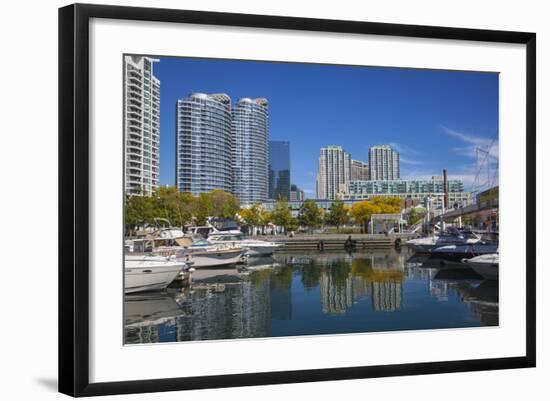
[125,249,498,344]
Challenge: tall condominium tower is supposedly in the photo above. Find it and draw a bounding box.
[232,98,269,204]
[351,159,369,181]
[316,145,352,200]
[176,93,233,195]
[368,145,400,180]
[124,56,160,196]
[268,140,290,201]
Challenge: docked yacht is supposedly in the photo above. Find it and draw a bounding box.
[171,235,246,268]
[124,255,186,294]
[208,232,281,256]
[462,253,499,280]
[406,229,481,253]
[187,218,242,238]
[431,243,498,262]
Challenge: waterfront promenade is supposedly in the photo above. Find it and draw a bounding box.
[250,233,418,250]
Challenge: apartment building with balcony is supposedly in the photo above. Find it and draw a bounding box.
[233,98,269,204]
[175,93,234,195]
[316,145,352,200]
[124,55,160,196]
[368,145,400,180]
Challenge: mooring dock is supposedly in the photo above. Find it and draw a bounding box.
[251,233,418,251]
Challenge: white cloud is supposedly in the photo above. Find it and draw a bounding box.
[388,142,422,156]
[441,126,499,159]
[387,142,425,166]
[400,156,425,166]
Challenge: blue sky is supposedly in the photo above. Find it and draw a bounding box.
[153,56,499,197]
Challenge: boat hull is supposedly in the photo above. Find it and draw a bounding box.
[469,263,499,280]
[124,256,185,294]
[464,254,499,280]
[245,245,280,257]
[431,244,498,262]
[189,249,245,268]
[407,243,437,253]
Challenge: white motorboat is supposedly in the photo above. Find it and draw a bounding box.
[124,255,186,294]
[406,229,481,253]
[173,236,246,268]
[208,233,281,256]
[431,243,499,262]
[126,234,246,269]
[462,253,499,280]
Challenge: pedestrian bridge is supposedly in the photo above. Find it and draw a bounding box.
[434,197,498,222]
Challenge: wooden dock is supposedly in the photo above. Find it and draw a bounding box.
[252,233,418,251]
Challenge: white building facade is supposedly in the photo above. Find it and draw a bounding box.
[124,56,160,196]
[369,145,400,180]
[232,98,269,204]
[316,145,352,200]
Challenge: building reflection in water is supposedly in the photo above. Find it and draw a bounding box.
[125,249,498,344]
[125,275,272,343]
[318,253,404,314]
[404,252,499,325]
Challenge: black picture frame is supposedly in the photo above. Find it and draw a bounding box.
[59,3,536,397]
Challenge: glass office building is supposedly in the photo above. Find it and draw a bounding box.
[176,93,233,194]
[268,140,290,201]
[233,98,269,204]
[124,56,160,196]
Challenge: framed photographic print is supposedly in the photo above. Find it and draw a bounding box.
[58,3,536,397]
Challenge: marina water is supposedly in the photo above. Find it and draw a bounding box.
[125,248,498,344]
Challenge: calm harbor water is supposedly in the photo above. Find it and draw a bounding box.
[125,248,498,344]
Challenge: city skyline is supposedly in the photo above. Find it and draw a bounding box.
[152,56,499,197]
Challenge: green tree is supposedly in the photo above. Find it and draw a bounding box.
[153,186,195,228]
[209,189,240,219]
[259,208,272,234]
[350,201,381,233]
[326,200,349,231]
[195,192,213,225]
[240,203,263,227]
[270,198,293,233]
[286,216,299,232]
[408,207,426,225]
[125,194,155,235]
[298,199,322,232]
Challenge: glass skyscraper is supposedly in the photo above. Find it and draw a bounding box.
[233,98,269,204]
[268,140,290,201]
[175,93,233,194]
[124,56,160,196]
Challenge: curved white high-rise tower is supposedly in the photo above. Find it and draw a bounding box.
[176,93,233,194]
[232,98,269,205]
